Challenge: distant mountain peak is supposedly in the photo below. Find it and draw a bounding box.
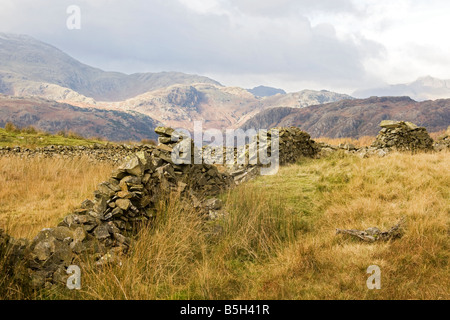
[412,76,450,88]
[247,85,286,97]
[354,76,450,101]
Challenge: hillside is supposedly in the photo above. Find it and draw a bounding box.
[99,84,353,130]
[0,125,107,148]
[240,96,450,138]
[0,95,160,141]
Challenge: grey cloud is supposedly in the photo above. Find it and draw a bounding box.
[0,0,384,90]
[227,0,359,17]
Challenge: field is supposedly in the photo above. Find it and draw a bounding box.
[0,125,106,148]
[1,148,448,300]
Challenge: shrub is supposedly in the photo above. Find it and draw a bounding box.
[21,126,38,134]
[67,131,85,140]
[4,122,18,133]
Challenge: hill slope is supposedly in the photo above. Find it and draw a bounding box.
[240,96,450,138]
[0,95,160,141]
[97,84,353,130]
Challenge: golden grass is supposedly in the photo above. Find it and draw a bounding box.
[315,136,376,147]
[1,150,449,300]
[238,151,449,299]
[0,156,114,239]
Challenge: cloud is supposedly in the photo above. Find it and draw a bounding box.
[0,0,448,93]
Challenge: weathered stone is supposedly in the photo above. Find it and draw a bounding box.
[113,232,131,246]
[204,198,223,210]
[51,226,73,241]
[156,144,173,153]
[155,126,175,137]
[208,209,229,220]
[4,125,328,289]
[93,191,108,214]
[80,199,94,210]
[115,199,131,211]
[93,224,110,240]
[117,191,135,199]
[118,155,143,176]
[33,239,54,261]
[380,120,402,128]
[158,136,172,144]
[73,227,86,243]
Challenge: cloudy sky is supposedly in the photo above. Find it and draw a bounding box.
[1,0,450,94]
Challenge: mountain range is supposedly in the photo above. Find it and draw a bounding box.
[0,33,449,140]
[353,76,450,101]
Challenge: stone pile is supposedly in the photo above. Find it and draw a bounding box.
[315,120,442,158]
[275,127,319,164]
[371,120,434,152]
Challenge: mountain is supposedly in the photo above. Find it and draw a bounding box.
[353,76,450,101]
[0,33,353,133]
[96,84,353,130]
[247,85,286,97]
[240,96,450,138]
[0,94,160,141]
[257,89,353,109]
[0,33,220,101]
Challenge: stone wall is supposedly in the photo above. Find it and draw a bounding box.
[0,144,155,164]
[276,127,319,164]
[0,126,319,289]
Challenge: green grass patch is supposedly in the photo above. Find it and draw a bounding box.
[0,127,107,148]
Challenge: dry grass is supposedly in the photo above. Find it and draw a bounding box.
[315,136,376,147]
[1,150,449,300]
[238,151,449,299]
[430,127,449,140]
[0,156,114,239]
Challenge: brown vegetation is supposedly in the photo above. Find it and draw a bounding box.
[1,149,448,299]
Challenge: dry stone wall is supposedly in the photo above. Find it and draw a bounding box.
[0,144,155,163]
[0,126,319,289]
